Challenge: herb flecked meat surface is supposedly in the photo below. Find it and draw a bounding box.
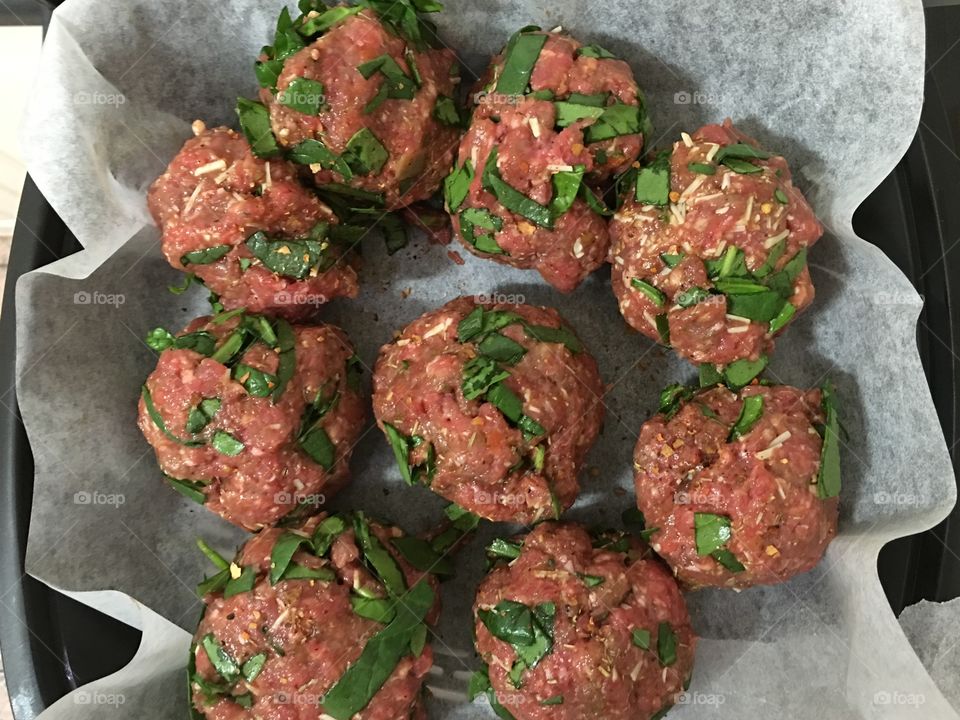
[258,4,462,209]
[446,29,649,291]
[138,311,365,530]
[371,296,604,523]
[190,513,438,719]
[148,126,358,321]
[472,522,696,720]
[634,382,840,589]
[609,120,823,367]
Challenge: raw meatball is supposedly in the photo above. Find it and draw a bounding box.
[634,382,840,589]
[371,296,604,523]
[472,522,696,720]
[148,126,358,321]
[446,28,649,291]
[138,310,365,530]
[610,120,823,366]
[257,3,461,209]
[190,512,439,720]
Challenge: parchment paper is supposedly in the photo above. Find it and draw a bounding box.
[15,0,959,718]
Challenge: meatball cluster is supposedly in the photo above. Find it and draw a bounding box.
[138,310,365,530]
[447,28,649,291]
[633,381,840,589]
[190,512,439,719]
[148,126,358,320]
[610,120,823,367]
[473,522,696,720]
[372,296,604,523]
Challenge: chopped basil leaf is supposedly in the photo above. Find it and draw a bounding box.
[712,548,746,572]
[181,244,231,266]
[462,356,511,400]
[658,383,695,419]
[554,101,606,128]
[496,31,548,95]
[816,382,841,499]
[631,278,666,307]
[705,246,748,280]
[753,237,788,278]
[168,273,196,295]
[723,355,769,390]
[196,568,230,596]
[278,77,326,115]
[677,286,710,308]
[486,538,523,560]
[272,319,296,402]
[283,563,336,581]
[299,5,363,35]
[186,397,221,433]
[146,328,216,356]
[444,159,474,212]
[715,279,788,322]
[482,147,554,228]
[166,476,207,504]
[320,581,435,720]
[468,667,518,720]
[528,88,554,100]
[722,157,763,174]
[769,301,796,334]
[241,653,267,683]
[269,531,312,584]
[232,364,276,398]
[271,7,305,60]
[342,128,389,175]
[657,622,677,667]
[775,188,789,204]
[410,622,428,656]
[288,139,353,180]
[577,44,617,59]
[478,332,526,364]
[729,394,764,440]
[486,382,523,422]
[211,430,244,456]
[355,513,408,598]
[688,162,716,175]
[521,323,583,353]
[458,306,519,342]
[245,227,333,280]
[351,596,397,623]
[699,363,723,388]
[578,573,605,588]
[300,425,336,469]
[391,536,454,576]
[357,54,417,106]
[548,165,585,216]
[661,252,684,268]
[236,98,280,158]
[312,515,347,556]
[694,512,732,556]
[201,634,240,681]
[141,385,204,447]
[580,184,613,216]
[632,627,651,649]
[223,566,257,598]
[460,207,505,254]
[357,0,443,51]
[635,150,671,206]
[715,142,772,162]
[567,92,608,107]
[541,695,564,705]
[585,103,643,143]
[655,314,670,346]
[434,95,461,126]
[255,57,285,91]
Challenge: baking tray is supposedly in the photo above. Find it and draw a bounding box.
[1,1,958,717]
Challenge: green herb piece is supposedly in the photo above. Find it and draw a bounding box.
[496,32,548,95]
[211,430,244,456]
[817,382,841,499]
[688,162,716,175]
[554,101,606,128]
[269,531,312,584]
[478,332,526,364]
[270,7,305,60]
[300,425,336,469]
[444,159,474,212]
[469,667,518,720]
[714,278,787,322]
[245,227,333,280]
[630,278,666,307]
[635,150,671,206]
[769,301,796,334]
[677,286,710,308]
[705,246,748,280]
[549,165,586,216]
[241,653,267,683]
[729,394,764,440]
[167,476,207,504]
[775,188,789,204]
[693,512,733,556]
[383,423,434,486]
[236,98,281,158]
[486,538,523,560]
[209,330,244,366]
[224,566,257,598]
[661,252,684,268]
[430,504,481,554]
[723,356,769,390]
[358,54,418,106]
[320,581,435,720]
[410,623,428,656]
[764,248,808,298]
[580,184,613,216]
[583,103,642,142]
[196,569,230,596]
[753,237,788,278]
[711,548,746,572]
[578,574,605,588]
[486,382,523,422]
[460,207,505,254]
[185,398,221,434]
[567,92,608,106]
[522,324,582,353]
[231,364,277,398]
[201,634,240,682]
[269,319,296,402]
[255,57,284,91]
[715,142,772,162]
[342,128,389,175]
[655,314,670,346]
[657,622,677,667]
[357,0,443,51]
[482,148,554,228]
[658,383,695,419]
[181,244,231,266]
[542,695,564,705]
[722,157,763,174]
[528,88,555,100]
[354,513,407,597]
[577,44,616,59]
[391,536,454,576]
[462,356,511,400]
[141,385,204,447]
[299,5,363,35]
[288,139,353,180]
[632,627,651,649]
[699,363,723,388]
[351,596,397,623]
[457,306,522,343]
[434,95,461,125]
[283,564,336,581]
[278,77,326,115]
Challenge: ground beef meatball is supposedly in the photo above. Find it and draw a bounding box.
[609,120,823,367]
[634,382,840,589]
[190,512,439,720]
[446,28,649,291]
[371,296,604,523]
[138,310,365,530]
[147,126,358,321]
[472,522,696,720]
[257,3,461,209]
